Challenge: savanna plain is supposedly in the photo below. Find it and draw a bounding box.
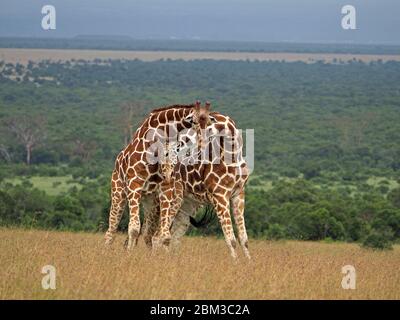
[1,228,399,300]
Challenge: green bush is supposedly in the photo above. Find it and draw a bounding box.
[388,188,400,208]
[265,223,286,240]
[362,230,393,250]
[289,208,345,240]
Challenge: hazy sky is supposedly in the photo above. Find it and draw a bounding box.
[1,0,399,44]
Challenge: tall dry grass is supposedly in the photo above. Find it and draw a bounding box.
[0,228,399,299]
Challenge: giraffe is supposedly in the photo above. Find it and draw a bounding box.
[105,101,250,259]
[104,101,214,249]
[143,111,251,259]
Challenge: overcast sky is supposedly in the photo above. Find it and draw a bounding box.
[0,0,399,44]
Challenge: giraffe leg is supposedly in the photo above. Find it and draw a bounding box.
[126,179,143,250]
[231,189,250,259]
[211,193,238,259]
[152,180,184,250]
[169,212,190,248]
[104,177,126,245]
[142,194,160,249]
[170,200,200,246]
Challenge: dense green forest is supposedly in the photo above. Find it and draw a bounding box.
[0,57,400,249]
[1,37,400,54]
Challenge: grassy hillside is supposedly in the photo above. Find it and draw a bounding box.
[1,228,399,299]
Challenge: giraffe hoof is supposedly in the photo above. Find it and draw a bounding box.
[230,251,238,260]
[144,240,153,249]
[152,241,161,250]
[162,237,171,247]
[104,237,114,246]
[123,238,129,249]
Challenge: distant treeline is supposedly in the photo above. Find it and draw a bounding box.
[1,37,400,55]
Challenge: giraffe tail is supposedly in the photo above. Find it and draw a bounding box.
[189,204,216,228]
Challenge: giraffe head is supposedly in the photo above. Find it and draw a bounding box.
[185,101,215,130]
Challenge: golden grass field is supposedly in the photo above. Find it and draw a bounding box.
[0,228,399,300]
[1,48,400,65]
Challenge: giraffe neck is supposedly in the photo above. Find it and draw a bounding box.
[133,105,194,145]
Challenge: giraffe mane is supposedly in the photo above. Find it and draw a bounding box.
[150,104,196,114]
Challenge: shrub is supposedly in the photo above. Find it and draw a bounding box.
[302,163,321,180]
[388,188,400,208]
[378,185,389,195]
[265,223,286,240]
[281,168,299,178]
[289,208,345,240]
[362,230,393,250]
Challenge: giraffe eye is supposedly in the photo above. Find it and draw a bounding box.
[209,115,217,123]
